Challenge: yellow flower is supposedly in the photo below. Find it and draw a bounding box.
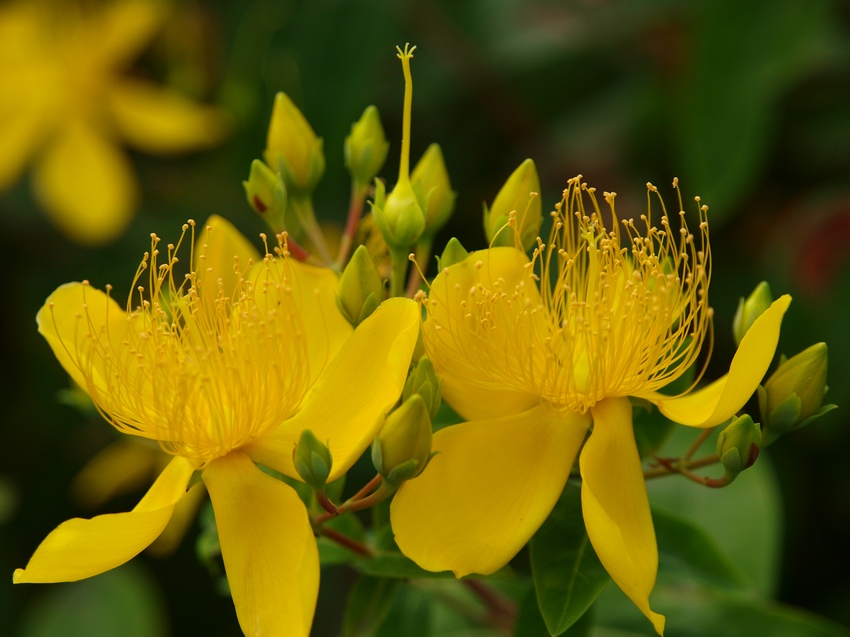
[15,215,420,637]
[390,177,791,636]
[0,0,229,245]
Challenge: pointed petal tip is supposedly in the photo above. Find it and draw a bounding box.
[12,569,24,584]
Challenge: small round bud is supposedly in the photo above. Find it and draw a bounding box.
[372,395,433,488]
[336,245,384,326]
[403,357,443,420]
[370,178,426,251]
[411,143,456,241]
[732,282,773,346]
[345,105,390,187]
[716,414,762,483]
[243,159,288,232]
[264,92,325,195]
[293,429,333,489]
[759,343,835,442]
[484,159,542,251]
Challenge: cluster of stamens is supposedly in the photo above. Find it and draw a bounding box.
[55,222,316,465]
[424,176,713,413]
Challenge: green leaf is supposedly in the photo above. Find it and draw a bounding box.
[652,508,749,591]
[357,550,455,579]
[18,564,167,637]
[530,481,610,636]
[342,575,402,637]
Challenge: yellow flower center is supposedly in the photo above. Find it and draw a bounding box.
[426,176,713,413]
[68,223,314,465]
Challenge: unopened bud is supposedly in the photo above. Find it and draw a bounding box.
[716,414,761,483]
[370,178,425,250]
[243,159,288,230]
[345,105,390,187]
[759,343,835,441]
[733,282,773,346]
[264,92,325,195]
[484,159,542,251]
[336,245,384,326]
[403,357,442,419]
[436,237,469,271]
[293,429,333,489]
[411,143,456,240]
[372,395,433,488]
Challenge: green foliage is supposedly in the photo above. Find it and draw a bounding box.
[17,565,167,637]
[530,482,610,635]
[343,576,402,637]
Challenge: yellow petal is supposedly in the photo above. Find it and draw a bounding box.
[148,481,206,556]
[72,439,159,509]
[33,122,137,245]
[646,295,791,428]
[92,0,166,69]
[250,257,352,386]
[107,79,229,154]
[245,297,419,481]
[203,452,318,637]
[423,247,543,420]
[37,282,129,398]
[391,405,590,577]
[581,398,665,635]
[13,455,194,583]
[194,214,261,300]
[441,376,539,422]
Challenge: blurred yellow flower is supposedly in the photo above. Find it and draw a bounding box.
[15,215,420,636]
[0,0,229,245]
[391,177,791,635]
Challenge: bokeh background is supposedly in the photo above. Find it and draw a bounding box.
[2,0,850,634]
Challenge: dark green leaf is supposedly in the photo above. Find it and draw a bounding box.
[357,551,455,579]
[342,575,402,637]
[530,481,609,636]
[652,507,750,591]
[18,565,167,637]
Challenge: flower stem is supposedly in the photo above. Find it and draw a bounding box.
[336,182,369,268]
[318,526,373,557]
[683,426,715,462]
[463,579,516,634]
[390,248,409,298]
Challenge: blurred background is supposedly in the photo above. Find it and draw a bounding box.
[2,0,849,634]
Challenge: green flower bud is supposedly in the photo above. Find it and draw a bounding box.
[345,105,390,187]
[372,394,433,488]
[243,159,288,231]
[733,282,773,346]
[293,429,333,489]
[759,343,835,441]
[411,143,456,240]
[403,357,442,420]
[371,178,426,251]
[716,414,761,483]
[264,92,325,195]
[483,159,542,251]
[436,237,469,271]
[336,245,384,326]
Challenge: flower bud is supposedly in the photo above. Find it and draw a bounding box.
[336,245,384,327]
[370,177,425,251]
[483,159,542,251]
[345,105,390,187]
[411,143,456,240]
[403,357,442,420]
[436,237,469,271]
[243,159,288,231]
[759,343,835,441]
[372,394,433,488]
[716,414,761,483]
[732,282,773,346]
[264,92,325,195]
[293,429,333,489]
